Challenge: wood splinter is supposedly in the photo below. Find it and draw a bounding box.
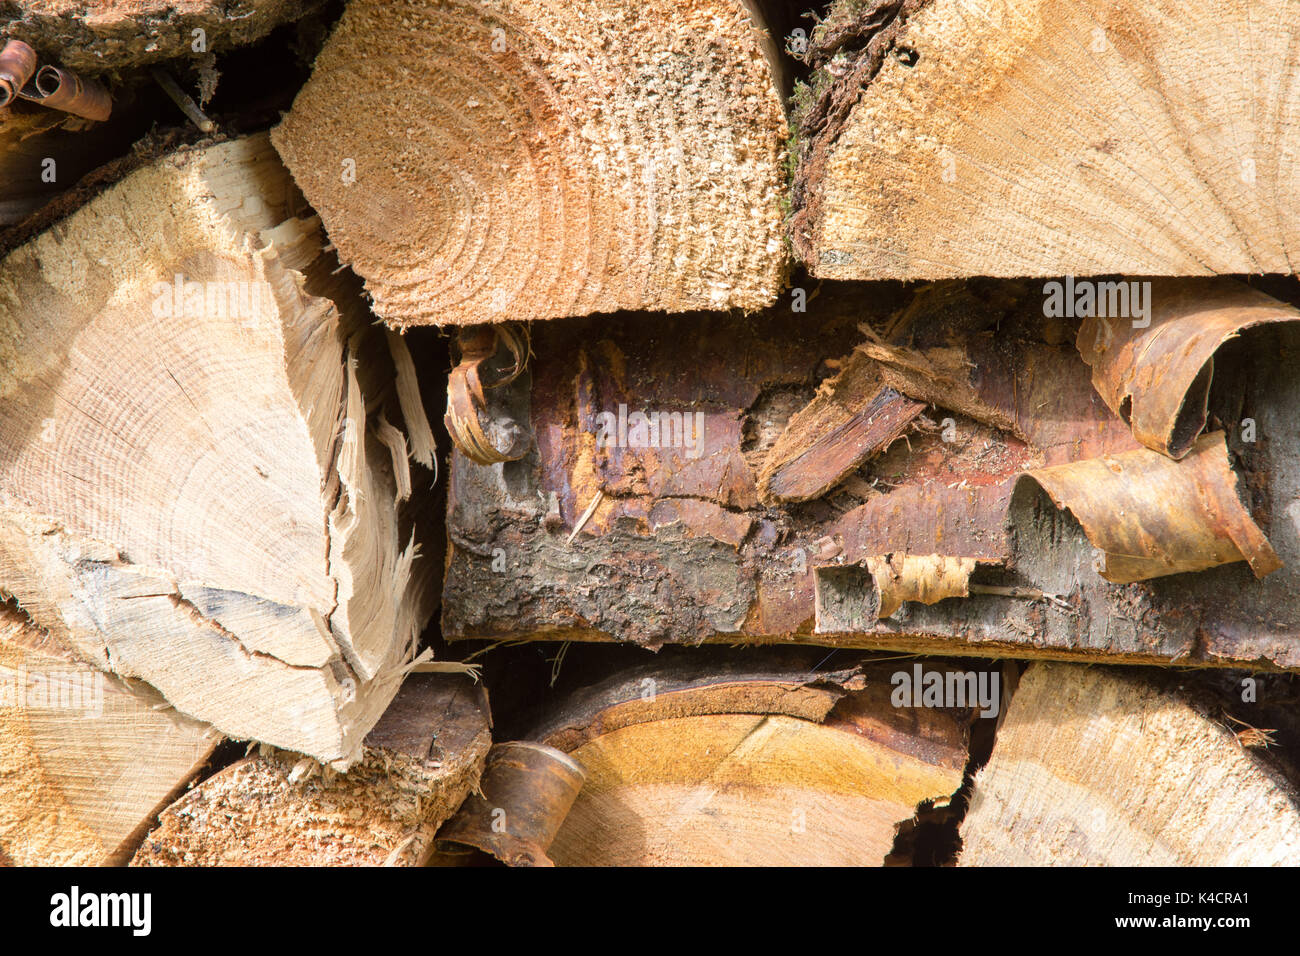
[151,67,215,133]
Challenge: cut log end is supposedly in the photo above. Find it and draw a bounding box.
[960,663,1300,866]
[270,0,789,327]
[794,0,1300,279]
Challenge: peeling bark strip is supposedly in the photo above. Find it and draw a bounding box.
[442,284,1300,670]
[271,0,789,327]
[445,325,533,465]
[960,663,1300,866]
[0,40,36,107]
[1018,432,1280,584]
[435,741,586,867]
[0,135,438,766]
[759,359,925,504]
[1077,278,1300,460]
[18,63,112,121]
[529,655,973,866]
[134,675,492,867]
[531,649,871,752]
[817,554,979,626]
[792,0,1300,279]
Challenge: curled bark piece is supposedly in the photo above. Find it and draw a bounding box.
[866,553,977,618]
[445,325,532,466]
[0,40,37,108]
[1016,431,1279,584]
[1076,278,1300,459]
[815,554,978,630]
[19,65,111,121]
[435,741,585,867]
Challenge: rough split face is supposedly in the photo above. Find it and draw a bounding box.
[0,135,435,767]
[794,0,1300,279]
[271,0,790,327]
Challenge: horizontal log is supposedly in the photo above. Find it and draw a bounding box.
[443,279,1300,670]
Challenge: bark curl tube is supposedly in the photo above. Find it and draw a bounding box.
[445,324,533,465]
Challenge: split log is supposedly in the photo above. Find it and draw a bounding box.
[0,604,216,866]
[2,0,322,71]
[790,0,1300,279]
[959,663,1300,865]
[529,654,975,866]
[0,133,438,766]
[271,0,789,327]
[131,674,491,866]
[442,278,1300,669]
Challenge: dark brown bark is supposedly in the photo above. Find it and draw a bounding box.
[442,279,1300,671]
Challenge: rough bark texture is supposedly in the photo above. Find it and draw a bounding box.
[960,663,1300,866]
[131,674,491,866]
[0,0,322,71]
[443,278,1300,670]
[792,0,1300,279]
[271,0,789,327]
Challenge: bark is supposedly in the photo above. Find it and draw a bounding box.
[442,279,1300,670]
[1,0,322,71]
[434,741,585,867]
[1076,277,1300,460]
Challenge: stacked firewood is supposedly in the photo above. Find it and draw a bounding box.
[2,0,1300,867]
